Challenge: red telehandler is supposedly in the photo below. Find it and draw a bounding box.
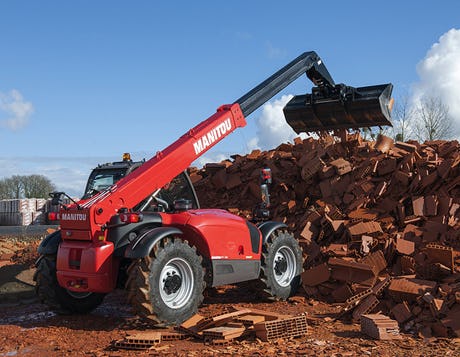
[34,51,393,325]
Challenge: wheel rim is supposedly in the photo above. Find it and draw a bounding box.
[159,257,194,309]
[272,245,296,287]
[66,290,92,299]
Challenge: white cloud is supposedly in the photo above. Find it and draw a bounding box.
[411,28,460,136]
[248,94,305,150]
[0,89,34,130]
[194,152,230,168]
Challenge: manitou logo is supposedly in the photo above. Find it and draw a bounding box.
[193,118,232,155]
[61,213,87,221]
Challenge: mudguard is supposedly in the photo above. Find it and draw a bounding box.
[37,230,62,255]
[257,221,288,246]
[124,226,183,259]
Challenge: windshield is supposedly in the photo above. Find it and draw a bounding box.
[82,168,128,199]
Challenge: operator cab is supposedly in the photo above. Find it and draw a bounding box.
[82,153,143,199]
[83,153,199,212]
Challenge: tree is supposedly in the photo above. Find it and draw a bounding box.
[413,96,452,142]
[0,174,56,199]
[22,175,56,198]
[0,175,23,199]
[392,94,415,142]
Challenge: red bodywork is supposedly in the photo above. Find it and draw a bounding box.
[57,104,249,293]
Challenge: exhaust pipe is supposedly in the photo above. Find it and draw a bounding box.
[283,83,393,133]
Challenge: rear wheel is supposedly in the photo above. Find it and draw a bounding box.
[34,255,105,314]
[126,237,205,325]
[260,230,303,300]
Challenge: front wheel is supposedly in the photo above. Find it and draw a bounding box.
[34,255,105,314]
[260,230,303,300]
[127,237,205,325]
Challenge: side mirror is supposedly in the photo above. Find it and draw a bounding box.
[49,192,64,206]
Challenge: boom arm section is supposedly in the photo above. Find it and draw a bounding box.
[84,104,246,224]
[235,51,334,117]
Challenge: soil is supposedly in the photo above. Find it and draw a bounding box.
[1,236,460,356]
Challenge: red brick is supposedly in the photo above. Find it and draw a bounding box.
[377,158,397,176]
[393,170,411,186]
[388,277,437,302]
[330,158,352,176]
[425,243,454,271]
[412,197,425,216]
[225,174,242,190]
[361,314,401,340]
[301,263,330,287]
[374,135,394,153]
[391,302,412,323]
[424,195,438,216]
[211,169,227,189]
[328,258,379,286]
[441,304,460,337]
[395,141,417,153]
[325,244,349,257]
[331,284,354,303]
[348,221,382,236]
[361,250,387,274]
[352,294,379,322]
[247,149,262,160]
[395,237,415,256]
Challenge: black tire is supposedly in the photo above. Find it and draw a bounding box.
[126,237,205,325]
[260,230,303,300]
[34,255,105,314]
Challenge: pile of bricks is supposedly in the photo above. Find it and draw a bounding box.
[114,308,308,350]
[193,132,460,338]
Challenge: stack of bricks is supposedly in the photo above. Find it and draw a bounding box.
[192,132,460,338]
[0,197,70,226]
[0,198,52,226]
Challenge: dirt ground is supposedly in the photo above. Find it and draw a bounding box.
[1,236,460,357]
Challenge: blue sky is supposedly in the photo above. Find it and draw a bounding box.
[1,1,459,197]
